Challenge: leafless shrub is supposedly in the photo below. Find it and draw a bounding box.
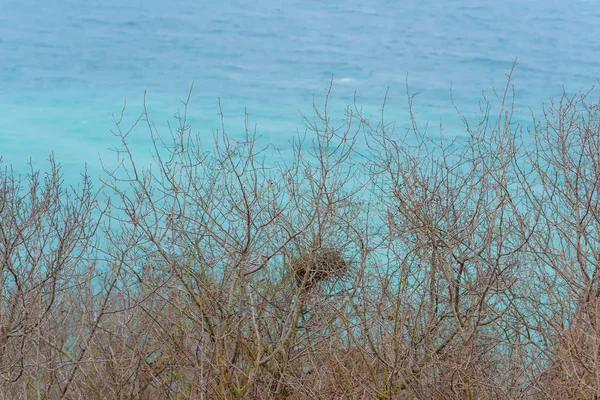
[2,72,600,398]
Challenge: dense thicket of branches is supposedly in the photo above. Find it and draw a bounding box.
[2,78,600,399]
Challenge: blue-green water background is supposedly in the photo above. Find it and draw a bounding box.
[1,0,599,182]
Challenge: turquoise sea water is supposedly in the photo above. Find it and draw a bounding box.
[1,0,599,181]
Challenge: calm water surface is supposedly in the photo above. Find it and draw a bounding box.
[1,0,599,180]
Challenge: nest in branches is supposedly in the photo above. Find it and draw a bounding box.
[293,248,348,290]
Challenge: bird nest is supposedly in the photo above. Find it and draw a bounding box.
[293,248,348,289]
